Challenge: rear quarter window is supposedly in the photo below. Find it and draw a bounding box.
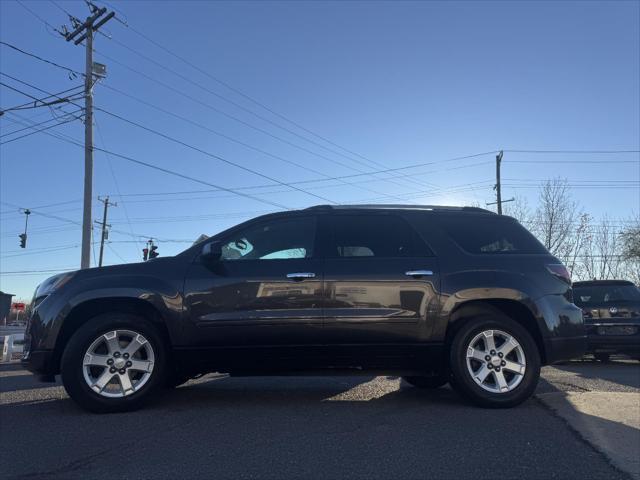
[437,216,548,254]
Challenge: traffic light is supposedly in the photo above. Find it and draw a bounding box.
[142,248,148,261]
[149,245,159,259]
[19,233,27,248]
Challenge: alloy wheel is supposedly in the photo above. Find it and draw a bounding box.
[82,329,155,398]
[465,329,526,394]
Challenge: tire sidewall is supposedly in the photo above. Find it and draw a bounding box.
[61,313,167,413]
[449,314,541,408]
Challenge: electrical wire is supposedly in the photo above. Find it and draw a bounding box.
[0,41,81,78]
[0,85,84,114]
[503,149,640,154]
[100,4,431,191]
[93,49,423,196]
[99,83,408,201]
[0,114,82,145]
[94,107,339,204]
[95,117,142,254]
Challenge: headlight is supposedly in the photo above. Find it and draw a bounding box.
[33,271,76,302]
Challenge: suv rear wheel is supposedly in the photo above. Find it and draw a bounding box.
[449,311,540,408]
[61,313,166,413]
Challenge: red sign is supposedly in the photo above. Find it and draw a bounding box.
[11,302,25,311]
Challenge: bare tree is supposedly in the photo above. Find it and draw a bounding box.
[619,214,640,285]
[564,213,591,278]
[503,195,533,225]
[579,216,624,280]
[532,178,579,258]
[595,216,622,279]
[620,216,640,261]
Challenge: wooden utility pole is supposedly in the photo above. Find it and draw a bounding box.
[95,196,117,267]
[486,150,514,213]
[62,4,115,268]
[495,150,503,214]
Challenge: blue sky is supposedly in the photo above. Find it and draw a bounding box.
[1,0,639,299]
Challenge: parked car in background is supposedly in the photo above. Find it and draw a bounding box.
[23,205,585,412]
[573,280,640,362]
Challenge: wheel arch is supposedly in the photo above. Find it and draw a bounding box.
[445,299,547,364]
[52,297,172,375]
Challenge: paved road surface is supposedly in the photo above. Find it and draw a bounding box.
[1,359,638,479]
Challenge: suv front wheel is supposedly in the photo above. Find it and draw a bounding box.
[449,312,540,408]
[61,313,167,413]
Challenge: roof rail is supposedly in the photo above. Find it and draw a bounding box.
[304,204,494,213]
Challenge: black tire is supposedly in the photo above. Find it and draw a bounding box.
[403,375,448,389]
[594,353,610,363]
[448,311,541,408]
[61,313,167,413]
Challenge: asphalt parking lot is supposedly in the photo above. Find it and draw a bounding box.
[1,359,638,480]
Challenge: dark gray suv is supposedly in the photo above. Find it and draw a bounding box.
[23,205,586,412]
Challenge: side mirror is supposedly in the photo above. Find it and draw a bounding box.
[201,242,222,262]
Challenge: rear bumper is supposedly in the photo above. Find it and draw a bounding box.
[585,322,640,356]
[545,335,588,364]
[536,294,587,363]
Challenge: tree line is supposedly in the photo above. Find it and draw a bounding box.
[499,178,640,285]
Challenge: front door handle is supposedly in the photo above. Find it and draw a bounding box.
[405,270,434,277]
[287,272,316,280]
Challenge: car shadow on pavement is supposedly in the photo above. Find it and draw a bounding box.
[2,374,633,480]
[152,374,468,411]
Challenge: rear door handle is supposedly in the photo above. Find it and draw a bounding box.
[287,272,316,280]
[405,270,434,277]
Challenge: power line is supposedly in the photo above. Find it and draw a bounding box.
[104,6,435,190]
[0,268,78,276]
[0,199,81,212]
[95,107,339,204]
[91,145,293,210]
[508,160,638,164]
[99,83,407,201]
[99,16,430,191]
[1,244,81,259]
[95,118,142,253]
[49,0,74,17]
[0,114,82,145]
[0,201,196,243]
[92,49,423,195]
[3,74,341,206]
[503,149,640,154]
[0,41,82,78]
[0,84,84,115]
[1,79,296,210]
[0,110,505,200]
[1,115,69,138]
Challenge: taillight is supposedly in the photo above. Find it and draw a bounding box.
[546,264,572,284]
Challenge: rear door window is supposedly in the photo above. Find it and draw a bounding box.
[328,214,432,258]
[438,216,547,254]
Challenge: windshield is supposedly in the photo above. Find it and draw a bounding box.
[573,284,640,306]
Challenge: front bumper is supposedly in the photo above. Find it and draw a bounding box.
[21,349,57,382]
